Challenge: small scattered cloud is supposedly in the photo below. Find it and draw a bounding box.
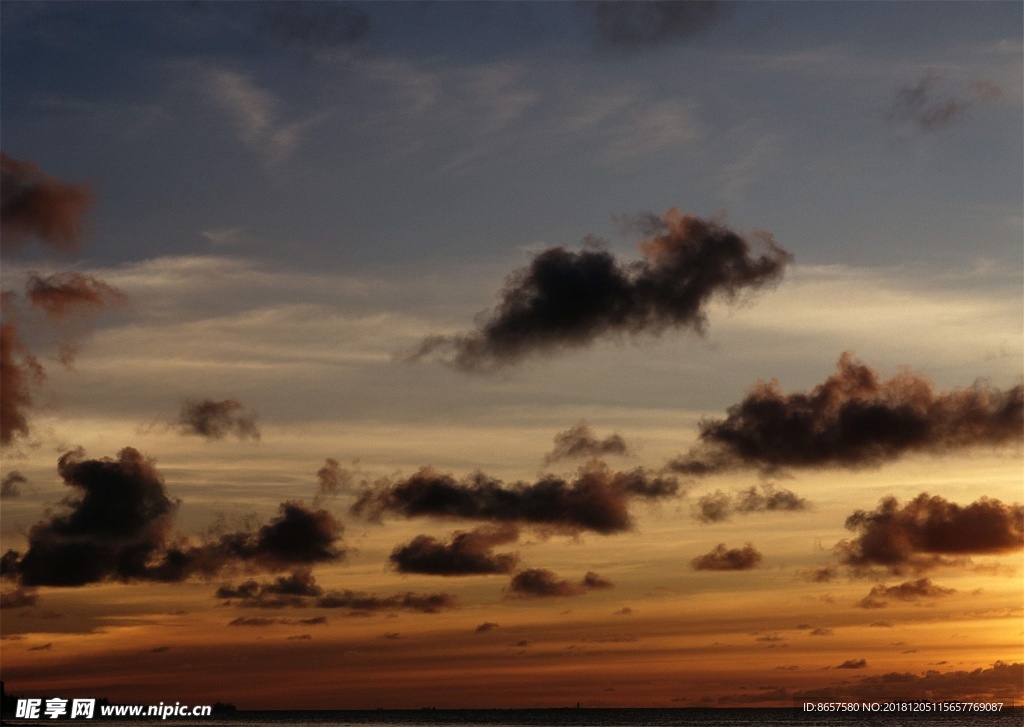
[0,152,94,255]
[475,622,499,633]
[887,69,1003,132]
[855,578,957,609]
[389,524,520,576]
[543,422,631,464]
[176,398,260,441]
[836,659,868,670]
[1,471,27,499]
[25,272,127,320]
[693,483,808,523]
[690,543,763,571]
[506,568,613,598]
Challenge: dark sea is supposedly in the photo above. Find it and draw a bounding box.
[7,708,1020,727]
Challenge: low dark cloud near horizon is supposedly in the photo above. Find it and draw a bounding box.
[690,543,763,571]
[543,422,631,464]
[670,353,1023,476]
[389,524,520,576]
[584,1,725,51]
[505,568,613,598]
[0,152,94,256]
[693,483,807,523]
[836,493,1023,575]
[216,568,457,613]
[350,462,680,535]
[0,447,345,587]
[408,209,792,372]
[855,578,957,609]
[176,398,260,441]
[887,69,1003,132]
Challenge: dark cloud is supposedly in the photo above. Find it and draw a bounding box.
[855,577,957,609]
[836,659,868,670]
[28,642,52,651]
[801,566,838,583]
[693,483,807,523]
[0,321,44,447]
[217,568,324,607]
[584,2,725,51]
[836,493,1023,574]
[475,622,499,633]
[155,501,345,581]
[1,448,345,587]
[505,568,613,598]
[582,571,614,590]
[670,353,1023,475]
[809,628,833,636]
[1,470,27,499]
[506,569,583,598]
[887,70,1003,132]
[315,591,457,614]
[254,1,370,53]
[0,587,38,609]
[176,398,260,441]
[690,543,763,571]
[4,447,178,587]
[389,524,520,576]
[25,272,127,320]
[351,462,679,535]
[543,422,631,464]
[408,209,792,371]
[314,458,353,501]
[149,646,171,653]
[0,152,95,255]
[228,617,277,627]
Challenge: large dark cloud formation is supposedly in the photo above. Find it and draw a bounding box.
[409,210,792,371]
[836,493,1023,574]
[693,483,807,523]
[670,353,1023,475]
[2,447,178,587]
[350,462,680,535]
[690,543,763,571]
[0,152,95,255]
[176,398,260,441]
[389,525,520,576]
[0,448,345,587]
[855,578,957,609]
[543,422,631,464]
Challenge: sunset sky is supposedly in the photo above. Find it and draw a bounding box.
[1,1,1022,710]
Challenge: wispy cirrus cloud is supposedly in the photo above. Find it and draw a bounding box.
[195,68,329,164]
